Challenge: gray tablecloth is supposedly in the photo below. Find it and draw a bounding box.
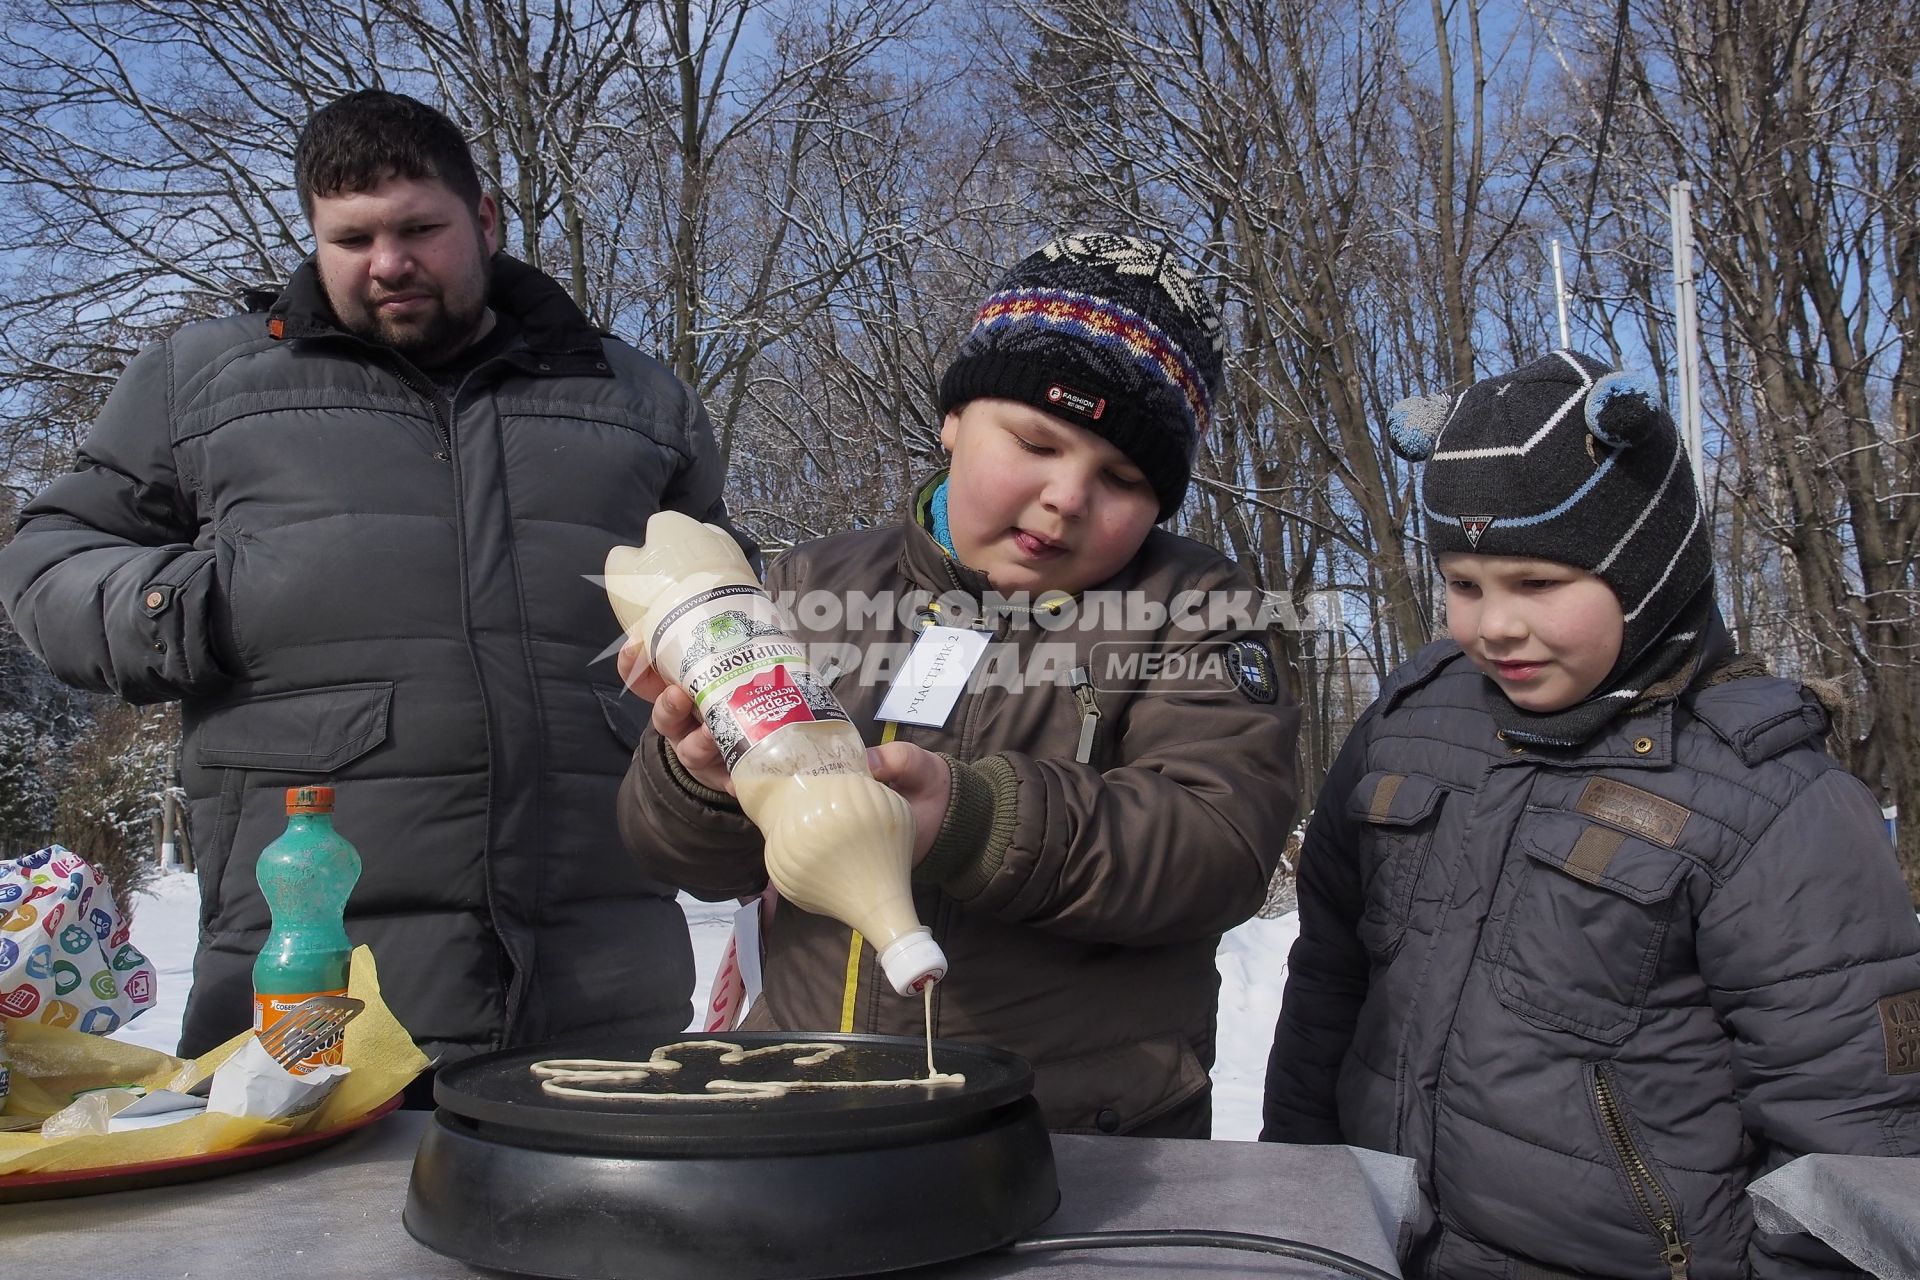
[0,1112,1420,1279]
[1748,1155,1920,1280]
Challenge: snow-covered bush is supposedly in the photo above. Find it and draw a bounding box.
[49,703,179,902]
[0,711,58,856]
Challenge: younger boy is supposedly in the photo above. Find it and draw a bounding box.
[1263,351,1920,1276]
[620,234,1300,1137]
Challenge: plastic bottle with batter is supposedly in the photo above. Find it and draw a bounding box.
[605,512,948,996]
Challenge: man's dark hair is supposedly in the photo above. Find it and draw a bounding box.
[294,90,484,218]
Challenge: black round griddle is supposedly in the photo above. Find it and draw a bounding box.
[432,1031,1035,1155]
[404,1031,1060,1280]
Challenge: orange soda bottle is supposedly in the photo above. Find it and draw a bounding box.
[252,786,361,1073]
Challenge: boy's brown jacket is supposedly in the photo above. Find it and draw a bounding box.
[619,506,1300,1136]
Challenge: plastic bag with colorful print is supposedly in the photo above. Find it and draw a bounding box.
[0,846,157,1035]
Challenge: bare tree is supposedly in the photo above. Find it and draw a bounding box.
[0,0,959,485]
[722,65,1031,542]
[997,0,1560,803]
[1587,0,1920,889]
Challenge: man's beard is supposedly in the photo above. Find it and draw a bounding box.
[362,291,487,365]
[332,245,493,366]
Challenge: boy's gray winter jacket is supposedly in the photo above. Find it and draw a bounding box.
[0,255,743,1065]
[1264,636,1920,1279]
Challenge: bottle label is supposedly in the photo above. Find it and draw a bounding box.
[253,989,349,1074]
[651,585,850,768]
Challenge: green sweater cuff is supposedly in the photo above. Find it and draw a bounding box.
[914,753,1018,900]
[660,736,742,812]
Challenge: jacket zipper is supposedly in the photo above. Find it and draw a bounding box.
[939,556,1091,761]
[395,339,530,456]
[366,348,453,457]
[1069,665,1101,764]
[938,555,1070,624]
[1592,1064,1692,1279]
[387,347,531,1033]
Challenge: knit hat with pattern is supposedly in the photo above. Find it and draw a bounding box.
[938,233,1224,521]
[1389,350,1716,744]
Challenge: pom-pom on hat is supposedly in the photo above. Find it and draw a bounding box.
[938,233,1225,521]
[1389,350,1712,673]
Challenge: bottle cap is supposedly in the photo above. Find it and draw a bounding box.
[877,929,948,996]
[286,786,335,815]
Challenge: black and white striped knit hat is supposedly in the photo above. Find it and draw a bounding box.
[1388,349,1713,701]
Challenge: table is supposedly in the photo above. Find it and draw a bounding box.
[1,1112,1421,1279]
[1749,1154,1920,1279]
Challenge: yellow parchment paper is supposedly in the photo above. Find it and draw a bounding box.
[0,946,426,1178]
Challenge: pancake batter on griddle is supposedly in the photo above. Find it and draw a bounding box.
[531,1030,964,1102]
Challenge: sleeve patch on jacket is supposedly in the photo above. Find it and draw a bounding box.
[1573,777,1689,847]
[1232,639,1277,704]
[1882,990,1920,1075]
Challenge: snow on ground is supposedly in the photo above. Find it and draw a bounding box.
[106,871,201,1057]
[1212,911,1298,1139]
[109,872,1295,1140]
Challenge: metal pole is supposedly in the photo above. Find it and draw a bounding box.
[160,791,177,870]
[1550,239,1571,349]
[1668,181,1706,496]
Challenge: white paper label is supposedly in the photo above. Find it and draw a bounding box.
[733,897,765,1006]
[874,625,992,728]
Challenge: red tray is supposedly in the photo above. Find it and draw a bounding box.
[0,1093,403,1203]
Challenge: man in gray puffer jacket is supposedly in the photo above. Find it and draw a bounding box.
[1263,352,1920,1278]
[0,91,750,1071]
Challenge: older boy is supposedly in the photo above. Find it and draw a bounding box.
[1263,351,1920,1277]
[621,234,1300,1137]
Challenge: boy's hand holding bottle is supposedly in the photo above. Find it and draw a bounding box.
[620,638,732,796]
[620,633,949,866]
[865,743,949,867]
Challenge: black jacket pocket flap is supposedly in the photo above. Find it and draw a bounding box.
[1518,808,1689,905]
[1346,770,1447,827]
[595,684,648,751]
[195,682,393,772]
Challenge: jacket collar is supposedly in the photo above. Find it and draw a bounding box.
[1383,612,1735,769]
[1500,611,1734,770]
[261,253,610,373]
[1524,702,1678,769]
[897,471,983,596]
